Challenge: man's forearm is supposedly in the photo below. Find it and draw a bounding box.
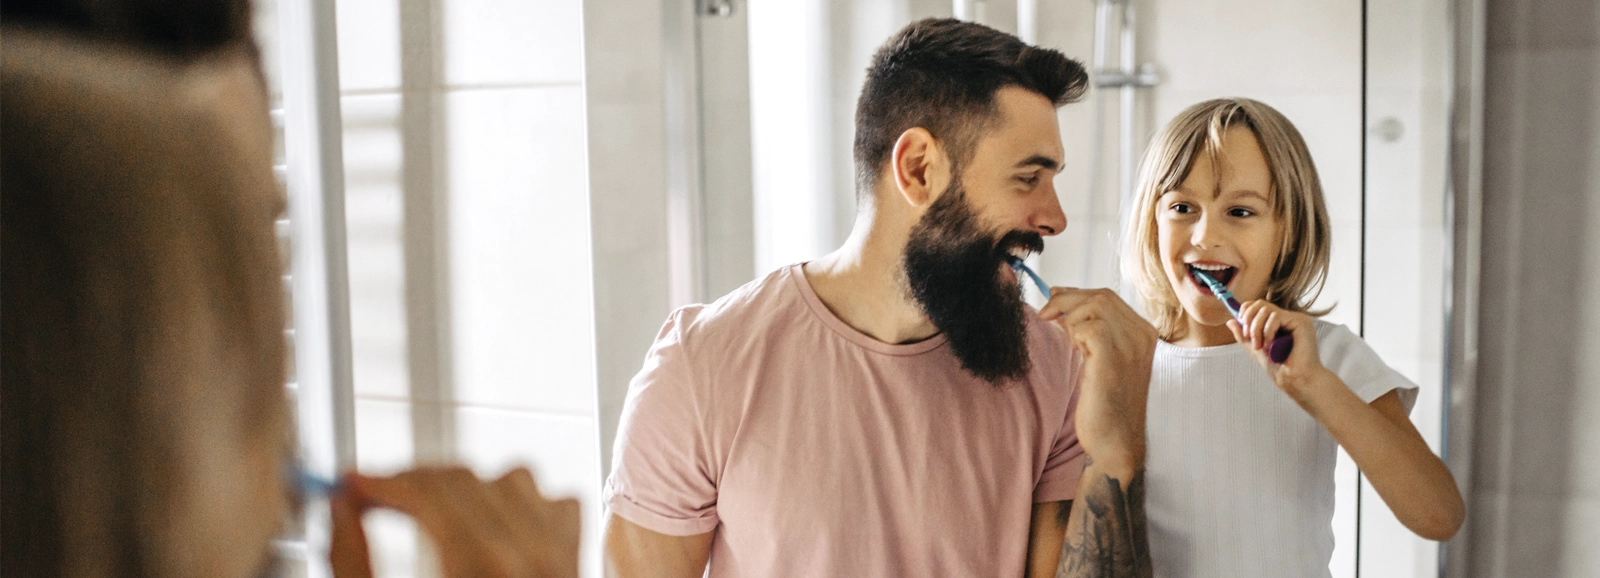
[1055,460,1151,578]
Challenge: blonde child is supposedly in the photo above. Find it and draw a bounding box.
[1121,98,1464,577]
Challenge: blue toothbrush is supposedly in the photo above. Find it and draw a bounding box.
[290,461,341,498]
[1191,269,1294,364]
[1006,256,1053,300]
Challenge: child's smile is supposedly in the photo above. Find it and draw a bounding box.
[1185,261,1236,296]
[1156,126,1283,346]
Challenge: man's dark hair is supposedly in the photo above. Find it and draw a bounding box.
[853,18,1089,199]
[1,0,254,57]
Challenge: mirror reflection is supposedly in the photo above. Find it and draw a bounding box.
[5,0,1596,577]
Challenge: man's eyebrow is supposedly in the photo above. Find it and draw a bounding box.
[1015,155,1060,171]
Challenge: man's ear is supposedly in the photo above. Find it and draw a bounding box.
[890,127,945,209]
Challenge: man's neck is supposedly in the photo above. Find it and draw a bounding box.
[801,220,940,345]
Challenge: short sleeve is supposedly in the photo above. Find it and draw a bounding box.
[1317,322,1420,412]
[1034,346,1088,503]
[603,309,723,536]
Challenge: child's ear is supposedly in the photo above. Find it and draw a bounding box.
[890,128,946,209]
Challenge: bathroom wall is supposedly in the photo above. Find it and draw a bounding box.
[1464,0,1600,575]
[581,0,676,489]
[329,0,603,574]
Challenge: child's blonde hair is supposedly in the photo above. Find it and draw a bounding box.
[1121,98,1332,341]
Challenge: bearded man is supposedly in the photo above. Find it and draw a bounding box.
[603,18,1158,578]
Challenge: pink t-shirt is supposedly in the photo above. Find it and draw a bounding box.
[604,264,1087,577]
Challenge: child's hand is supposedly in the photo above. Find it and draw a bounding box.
[1226,300,1331,399]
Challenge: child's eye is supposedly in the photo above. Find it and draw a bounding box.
[1228,207,1255,218]
[1169,203,1193,214]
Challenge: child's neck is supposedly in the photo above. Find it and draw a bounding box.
[1172,318,1239,348]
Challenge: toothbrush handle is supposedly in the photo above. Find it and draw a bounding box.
[1268,329,1294,364]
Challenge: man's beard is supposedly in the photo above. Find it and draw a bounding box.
[903,184,1045,385]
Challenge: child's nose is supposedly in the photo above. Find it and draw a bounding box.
[1191,214,1222,248]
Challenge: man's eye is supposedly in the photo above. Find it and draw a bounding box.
[1019,175,1040,187]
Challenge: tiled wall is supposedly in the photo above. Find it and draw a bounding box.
[334,0,602,575]
[1467,0,1600,575]
[581,0,675,486]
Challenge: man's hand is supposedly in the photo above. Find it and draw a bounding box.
[1038,287,1158,475]
[330,467,582,578]
[1038,288,1156,578]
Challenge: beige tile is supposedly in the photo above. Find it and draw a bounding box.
[581,0,665,102]
[1148,0,1361,96]
[1465,490,1512,574]
[1488,0,1599,51]
[1033,0,1095,58]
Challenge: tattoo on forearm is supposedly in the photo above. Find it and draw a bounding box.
[1055,469,1151,578]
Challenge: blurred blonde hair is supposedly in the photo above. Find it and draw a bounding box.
[1121,98,1332,341]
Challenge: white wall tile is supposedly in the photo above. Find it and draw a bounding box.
[1330,448,1359,577]
[1317,222,1363,331]
[580,0,676,482]
[335,0,402,92]
[580,0,664,104]
[1146,0,1359,97]
[355,398,415,473]
[455,408,602,578]
[445,86,598,415]
[441,0,584,87]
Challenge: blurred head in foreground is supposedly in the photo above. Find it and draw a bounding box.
[1,1,294,576]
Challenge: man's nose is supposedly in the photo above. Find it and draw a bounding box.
[1030,182,1067,236]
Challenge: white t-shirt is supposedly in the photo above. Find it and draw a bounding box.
[1145,320,1418,578]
